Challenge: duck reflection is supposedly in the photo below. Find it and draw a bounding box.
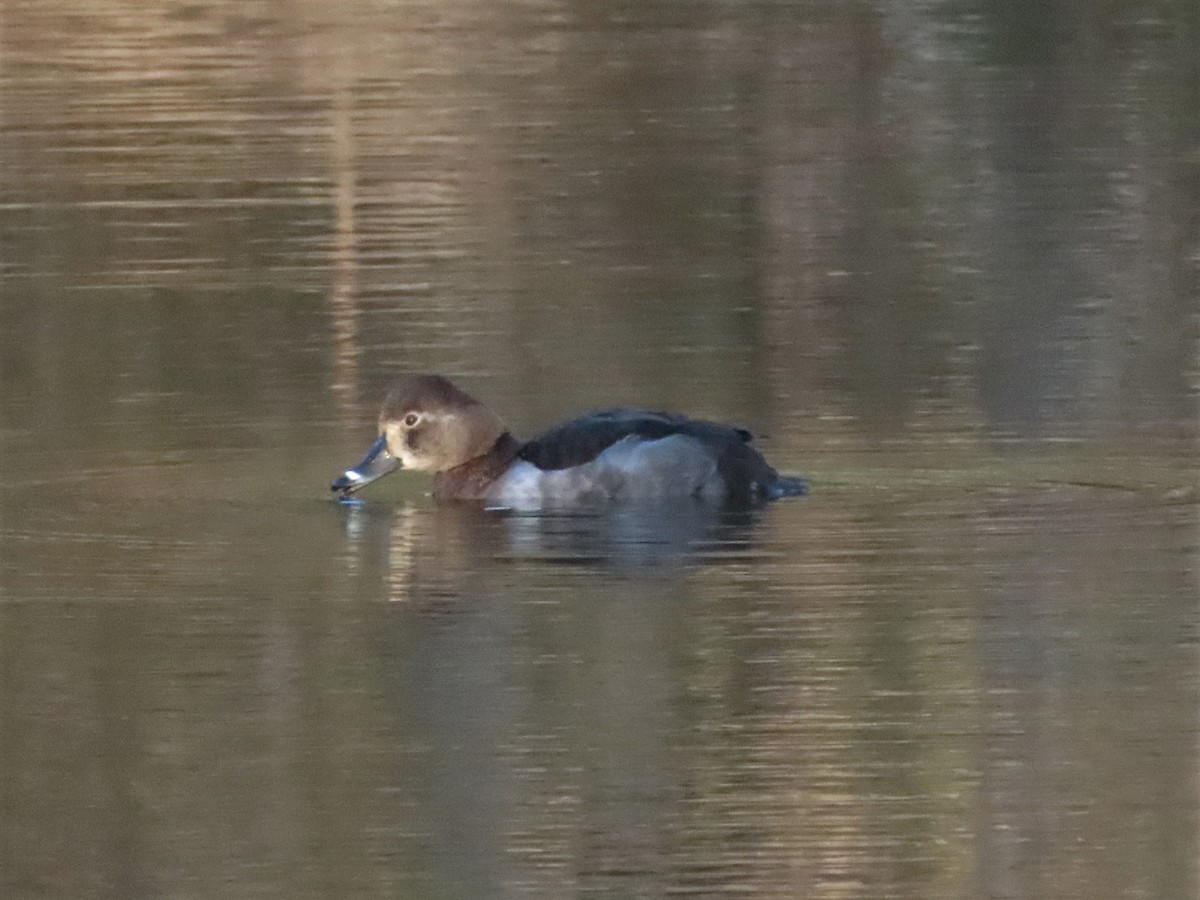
[329,498,771,894]
[336,499,769,602]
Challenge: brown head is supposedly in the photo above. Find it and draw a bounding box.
[378,375,508,472]
[331,375,509,495]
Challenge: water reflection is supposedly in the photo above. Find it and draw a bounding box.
[1,0,1198,898]
[338,500,774,590]
[4,476,1195,897]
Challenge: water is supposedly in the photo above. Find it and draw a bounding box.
[2,2,1198,898]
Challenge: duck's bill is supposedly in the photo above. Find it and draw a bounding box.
[330,435,400,496]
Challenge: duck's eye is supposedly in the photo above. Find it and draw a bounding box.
[403,413,419,427]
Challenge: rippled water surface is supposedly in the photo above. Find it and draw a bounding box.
[2,2,1198,898]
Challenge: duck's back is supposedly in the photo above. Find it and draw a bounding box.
[486,408,789,507]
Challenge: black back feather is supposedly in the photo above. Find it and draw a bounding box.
[517,409,751,470]
[517,409,778,501]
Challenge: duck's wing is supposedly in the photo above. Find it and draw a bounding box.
[517,408,756,471]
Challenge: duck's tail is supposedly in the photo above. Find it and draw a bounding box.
[768,475,809,499]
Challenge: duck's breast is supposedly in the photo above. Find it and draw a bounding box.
[488,434,724,508]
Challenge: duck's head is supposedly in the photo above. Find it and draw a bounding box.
[331,374,508,496]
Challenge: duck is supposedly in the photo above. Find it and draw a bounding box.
[330,374,807,507]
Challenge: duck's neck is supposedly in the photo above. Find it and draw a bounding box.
[433,432,522,501]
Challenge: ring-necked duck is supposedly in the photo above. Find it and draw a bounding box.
[331,375,807,506]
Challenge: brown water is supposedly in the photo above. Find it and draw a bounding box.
[2,2,1198,898]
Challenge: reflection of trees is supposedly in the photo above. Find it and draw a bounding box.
[0,2,1197,897]
[3,484,1194,897]
[762,2,1196,447]
[1,2,1193,451]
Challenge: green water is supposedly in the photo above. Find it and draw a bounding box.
[1,2,1197,897]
